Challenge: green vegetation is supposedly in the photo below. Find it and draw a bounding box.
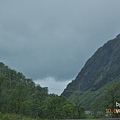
[0,113,38,120]
[0,62,85,119]
[91,77,120,118]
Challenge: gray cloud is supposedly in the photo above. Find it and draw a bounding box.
[35,77,71,95]
[0,0,120,82]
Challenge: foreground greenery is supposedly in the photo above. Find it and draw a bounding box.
[1,61,119,119]
[0,62,85,119]
[91,77,120,118]
[0,113,38,120]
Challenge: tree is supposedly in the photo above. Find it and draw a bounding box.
[103,80,120,118]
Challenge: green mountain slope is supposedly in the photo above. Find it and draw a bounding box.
[61,34,120,110]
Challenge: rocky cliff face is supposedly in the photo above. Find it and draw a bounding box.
[61,34,120,105]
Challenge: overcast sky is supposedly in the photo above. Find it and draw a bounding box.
[0,0,120,95]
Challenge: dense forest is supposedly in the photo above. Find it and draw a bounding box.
[0,62,85,119]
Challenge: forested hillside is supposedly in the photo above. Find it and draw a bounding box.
[0,62,85,119]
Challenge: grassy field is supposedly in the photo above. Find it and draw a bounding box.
[0,113,39,120]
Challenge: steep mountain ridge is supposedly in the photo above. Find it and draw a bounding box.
[61,34,120,107]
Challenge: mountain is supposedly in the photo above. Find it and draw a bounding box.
[61,34,120,109]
